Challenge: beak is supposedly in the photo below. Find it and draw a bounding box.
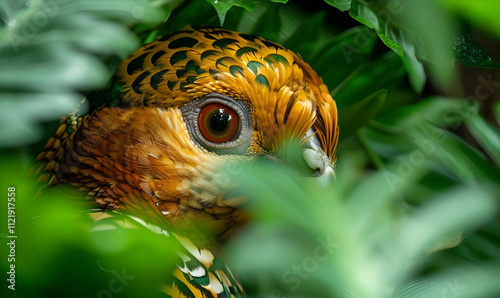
[301,129,336,184]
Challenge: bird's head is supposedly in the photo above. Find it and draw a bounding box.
[38,27,339,238]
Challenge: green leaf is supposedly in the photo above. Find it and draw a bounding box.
[401,44,426,93]
[205,0,255,26]
[249,4,281,41]
[282,11,326,62]
[59,0,166,23]
[0,44,109,92]
[0,93,84,147]
[333,52,405,108]
[434,128,500,185]
[454,23,500,69]
[465,114,500,166]
[346,1,427,92]
[311,26,377,91]
[396,0,456,91]
[348,2,402,55]
[325,0,351,12]
[374,97,461,130]
[404,266,500,298]
[0,0,167,147]
[339,89,387,135]
[494,101,500,125]
[153,0,220,36]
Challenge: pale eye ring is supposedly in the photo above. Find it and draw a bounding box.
[180,93,252,154]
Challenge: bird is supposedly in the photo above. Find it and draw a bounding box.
[36,27,339,297]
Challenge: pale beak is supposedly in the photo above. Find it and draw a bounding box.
[302,129,336,184]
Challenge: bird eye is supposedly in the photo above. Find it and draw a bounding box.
[199,103,240,143]
[181,93,252,154]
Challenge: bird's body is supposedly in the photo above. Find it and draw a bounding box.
[36,27,339,297]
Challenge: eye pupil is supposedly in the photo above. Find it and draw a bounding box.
[199,103,240,143]
[210,109,231,132]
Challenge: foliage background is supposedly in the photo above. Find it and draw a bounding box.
[1,0,500,297]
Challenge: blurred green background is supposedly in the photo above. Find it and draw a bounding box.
[1,0,500,297]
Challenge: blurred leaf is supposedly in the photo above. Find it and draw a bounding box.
[282,11,326,62]
[465,114,500,166]
[0,154,179,298]
[249,3,281,41]
[40,15,138,57]
[0,44,108,91]
[60,0,165,22]
[442,0,500,38]
[433,128,500,185]
[494,101,500,125]
[374,97,461,129]
[0,0,167,148]
[225,153,497,297]
[205,0,255,26]
[393,186,495,259]
[0,93,85,146]
[339,89,387,135]
[394,266,500,298]
[405,265,500,298]
[396,0,456,91]
[401,44,426,93]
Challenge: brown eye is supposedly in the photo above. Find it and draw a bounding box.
[181,93,252,154]
[199,103,240,143]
